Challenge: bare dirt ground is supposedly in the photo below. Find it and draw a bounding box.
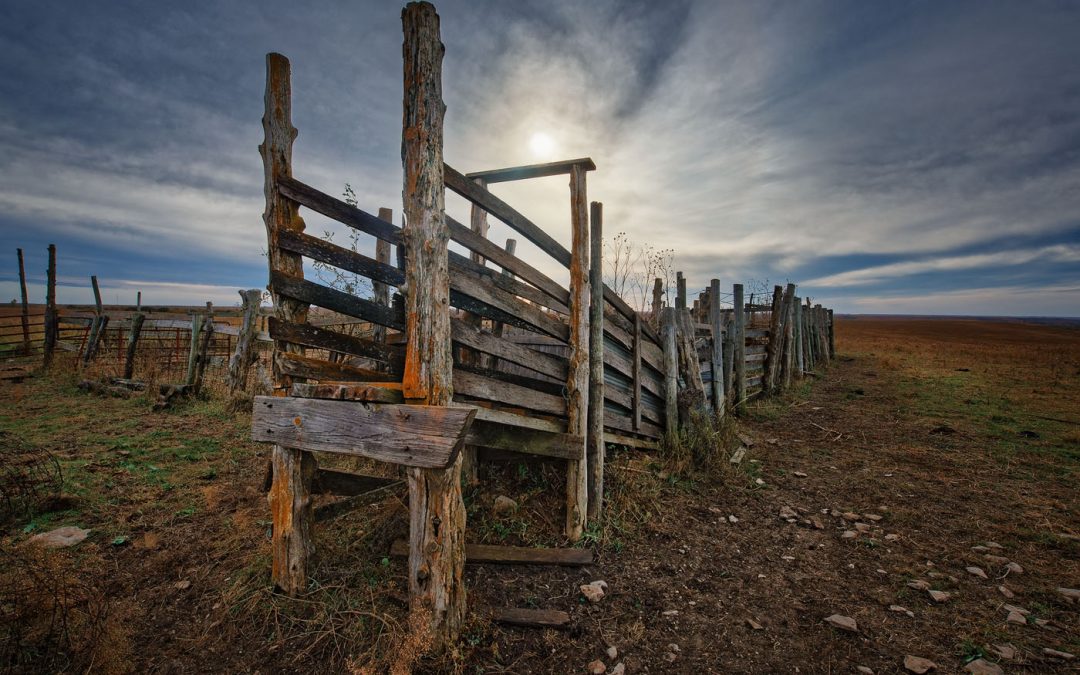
[1,317,1077,673]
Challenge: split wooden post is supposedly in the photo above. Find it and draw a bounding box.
[401,1,466,649]
[565,163,590,541]
[676,271,686,310]
[764,285,783,393]
[779,283,796,390]
[709,278,725,419]
[123,312,145,379]
[185,312,204,385]
[373,208,394,347]
[586,201,604,522]
[43,245,57,368]
[722,311,735,405]
[661,307,678,435]
[262,52,316,596]
[227,289,263,393]
[733,284,746,414]
[675,308,707,425]
[83,276,106,364]
[793,297,804,376]
[17,249,31,355]
[651,277,663,318]
[192,302,215,395]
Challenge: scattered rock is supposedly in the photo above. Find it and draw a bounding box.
[863,513,883,522]
[854,522,871,533]
[964,658,1003,675]
[729,446,747,465]
[971,545,990,553]
[661,609,678,617]
[1034,618,1049,627]
[1057,587,1080,604]
[663,652,677,663]
[779,506,798,520]
[668,643,680,652]
[1043,648,1074,660]
[610,664,625,675]
[493,495,518,515]
[885,533,900,541]
[903,655,938,673]
[809,516,825,530]
[998,585,1015,598]
[793,471,808,477]
[985,555,1010,565]
[746,618,763,630]
[737,433,754,447]
[842,530,858,539]
[989,643,1016,660]
[1006,610,1026,625]
[587,659,606,674]
[29,526,90,549]
[754,478,765,486]
[727,515,739,523]
[966,566,988,579]
[606,646,618,660]
[1005,562,1023,575]
[985,541,1003,550]
[1003,604,1029,616]
[889,605,915,618]
[842,511,861,521]
[175,579,191,590]
[823,614,858,632]
[907,580,931,591]
[928,590,951,603]
[857,667,874,675]
[580,581,606,603]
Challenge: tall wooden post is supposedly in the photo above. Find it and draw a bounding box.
[123,312,145,379]
[42,245,57,368]
[262,52,316,596]
[828,308,836,359]
[459,182,486,483]
[373,208,394,347]
[192,302,214,396]
[17,249,31,355]
[804,298,815,370]
[401,2,465,649]
[83,276,106,364]
[227,289,264,393]
[733,284,746,414]
[661,307,678,436]
[676,271,686,310]
[185,313,204,385]
[764,285,783,393]
[709,278,724,418]
[586,201,604,522]
[651,277,663,317]
[565,164,590,541]
[793,297,804,376]
[780,283,796,390]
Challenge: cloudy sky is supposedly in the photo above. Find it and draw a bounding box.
[1,0,1078,316]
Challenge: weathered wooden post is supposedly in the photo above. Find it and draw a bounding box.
[262,52,316,596]
[565,164,591,541]
[401,1,465,647]
[804,298,815,370]
[586,201,605,522]
[828,308,836,359]
[709,278,724,419]
[227,289,263,393]
[123,312,145,379]
[676,271,686,310]
[185,312,204,385]
[42,244,57,368]
[373,208,394,347]
[651,277,663,318]
[764,285,783,393]
[793,297,804,376]
[192,302,215,395]
[661,307,678,435]
[675,307,707,425]
[733,284,746,414]
[780,283,796,390]
[17,249,31,355]
[83,276,108,364]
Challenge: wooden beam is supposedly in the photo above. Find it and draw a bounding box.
[123,312,145,380]
[401,1,464,649]
[277,176,402,246]
[587,201,605,522]
[453,368,566,416]
[464,157,596,184]
[252,396,475,468]
[661,308,678,435]
[466,420,583,460]
[276,351,399,383]
[733,284,746,415]
[226,289,263,393]
[271,271,404,330]
[269,317,403,369]
[390,539,593,566]
[261,51,315,597]
[42,244,57,368]
[632,314,643,431]
[564,163,589,541]
[709,278,725,419]
[278,229,404,288]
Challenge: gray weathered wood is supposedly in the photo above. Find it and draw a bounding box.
[42,244,57,368]
[793,297,804,375]
[270,317,403,368]
[661,307,678,435]
[564,164,590,541]
[192,302,215,395]
[632,314,643,431]
[374,208,394,346]
[733,284,746,414]
[276,351,399,383]
[676,271,686,310]
[709,278,725,418]
[252,396,475,468]
[490,608,572,629]
[764,285,783,393]
[123,312,145,379]
[277,176,402,246]
[465,157,596,184]
[651,277,663,318]
[227,289,264,393]
[586,201,604,522]
[17,249,30,355]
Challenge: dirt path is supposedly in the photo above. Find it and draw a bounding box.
[470,352,1079,673]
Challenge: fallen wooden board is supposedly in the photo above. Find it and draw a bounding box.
[390,539,593,566]
[489,607,571,628]
[251,396,476,468]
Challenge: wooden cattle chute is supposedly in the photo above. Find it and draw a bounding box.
[247,0,836,648]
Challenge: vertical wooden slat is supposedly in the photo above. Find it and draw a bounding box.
[709,278,724,418]
[586,201,604,522]
[401,1,465,649]
[261,51,316,596]
[733,284,746,414]
[793,297,804,376]
[185,312,204,385]
[661,307,678,435]
[632,313,642,431]
[764,285,782,392]
[17,249,30,355]
[565,163,590,541]
[373,208,394,347]
[780,283,796,390]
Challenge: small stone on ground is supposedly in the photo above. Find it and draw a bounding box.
[964,658,1003,675]
[587,659,606,674]
[903,655,938,673]
[29,526,90,548]
[823,614,857,632]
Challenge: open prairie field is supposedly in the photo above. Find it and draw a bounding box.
[0,316,1077,673]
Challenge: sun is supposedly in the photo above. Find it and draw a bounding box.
[529,132,556,159]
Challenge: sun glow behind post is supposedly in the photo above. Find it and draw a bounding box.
[529,132,556,159]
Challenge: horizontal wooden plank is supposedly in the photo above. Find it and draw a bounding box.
[313,469,399,496]
[450,272,569,341]
[290,381,403,403]
[445,163,571,268]
[251,396,476,469]
[449,251,569,315]
[276,352,399,383]
[447,215,570,306]
[467,418,582,460]
[604,409,662,440]
[451,317,568,381]
[604,431,661,450]
[278,176,402,245]
[279,230,403,287]
[454,368,566,417]
[469,405,565,433]
[390,539,592,566]
[465,157,595,184]
[271,271,404,330]
[490,608,571,629]
[269,317,403,369]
